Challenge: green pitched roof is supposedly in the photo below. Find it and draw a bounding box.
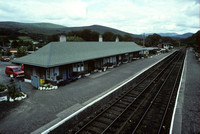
[13,42,145,68]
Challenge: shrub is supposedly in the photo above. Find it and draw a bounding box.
[0,84,7,92]
[40,83,53,88]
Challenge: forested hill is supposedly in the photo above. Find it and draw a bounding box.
[181,30,199,52]
[0,21,66,29]
[0,21,140,38]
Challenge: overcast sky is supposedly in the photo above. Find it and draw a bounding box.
[0,0,199,34]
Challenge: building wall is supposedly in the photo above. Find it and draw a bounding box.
[24,51,143,85]
[24,65,46,79]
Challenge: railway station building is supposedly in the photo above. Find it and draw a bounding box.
[13,36,146,85]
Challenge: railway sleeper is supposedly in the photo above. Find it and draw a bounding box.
[107,109,121,116]
[122,96,135,102]
[115,103,128,109]
[130,89,144,94]
[85,126,102,134]
[111,106,124,113]
[92,121,108,130]
[119,100,131,105]
[97,117,113,124]
[103,113,117,120]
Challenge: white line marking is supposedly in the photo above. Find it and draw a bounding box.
[169,50,187,134]
[41,52,175,134]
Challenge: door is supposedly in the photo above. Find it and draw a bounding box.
[62,68,67,81]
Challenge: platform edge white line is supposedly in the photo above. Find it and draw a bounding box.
[169,49,187,134]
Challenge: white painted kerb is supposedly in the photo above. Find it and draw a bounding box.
[169,50,187,134]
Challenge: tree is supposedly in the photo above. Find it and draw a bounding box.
[11,40,19,48]
[15,46,27,57]
[181,30,199,52]
[103,31,115,41]
[37,42,46,48]
[23,41,33,46]
[18,40,24,47]
[91,31,99,41]
[0,37,10,47]
[123,34,133,41]
[47,34,59,43]
[115,34,124,41]
[145,34,162,47]
[80,29,92,41]
[66,36,84,41]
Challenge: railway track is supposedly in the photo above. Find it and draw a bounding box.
[50,48,186,134]
[122,49,185,134]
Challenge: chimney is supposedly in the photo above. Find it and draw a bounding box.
[99,34,103,42]
[60,35,66,42]
[115,36,119,42]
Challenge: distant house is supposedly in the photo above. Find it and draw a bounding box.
[144,47,159,55]
[158,43,173,50]
[9,48,18,55]
[13,36,146,85]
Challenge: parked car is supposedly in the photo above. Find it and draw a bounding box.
[1,56,10,62]
[5,66,24,77]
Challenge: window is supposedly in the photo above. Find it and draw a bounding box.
[103,58,107,65]
[46,68,57,81]
[13,68,21,72]
[46,69,50,79]
[110,57,113,63]
[119,56,121,60]
[73,63,84,72]
[73,64,77,72]
[81,63,84,71]
[77,64,80,72]
[54,67,59,76]
[113,57,116,63]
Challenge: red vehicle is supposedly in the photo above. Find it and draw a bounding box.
[1,56,10,62]
[5,66,24,77]
[21,64,24,71]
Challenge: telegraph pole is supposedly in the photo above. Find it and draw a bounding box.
[143,33,145,47]
[3,41,5,56]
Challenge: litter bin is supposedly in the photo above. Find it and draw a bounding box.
[40,78,45,84]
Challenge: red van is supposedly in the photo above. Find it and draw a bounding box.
[5,66,24,77]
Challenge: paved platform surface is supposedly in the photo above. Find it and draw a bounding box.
[171,49,199,134]
[0,52,173,134]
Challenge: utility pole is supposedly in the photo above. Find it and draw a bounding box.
[143,33,145,47]
[3,41,5,56]
[33,44,34,51]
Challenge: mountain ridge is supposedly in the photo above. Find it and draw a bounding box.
[0,21,193,39]
[145,32,193,38]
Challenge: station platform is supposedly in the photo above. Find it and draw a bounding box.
[0,52,174,134]
[171,48,199,134]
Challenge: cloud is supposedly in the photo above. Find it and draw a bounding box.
[0,0,88,22]
[0,0,199,34]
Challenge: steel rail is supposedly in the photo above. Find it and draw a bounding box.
[157,51,185,134]
[75,51,179,134]
[101,51,181,133]
[131,50,184,134]
[115,50,184,134]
